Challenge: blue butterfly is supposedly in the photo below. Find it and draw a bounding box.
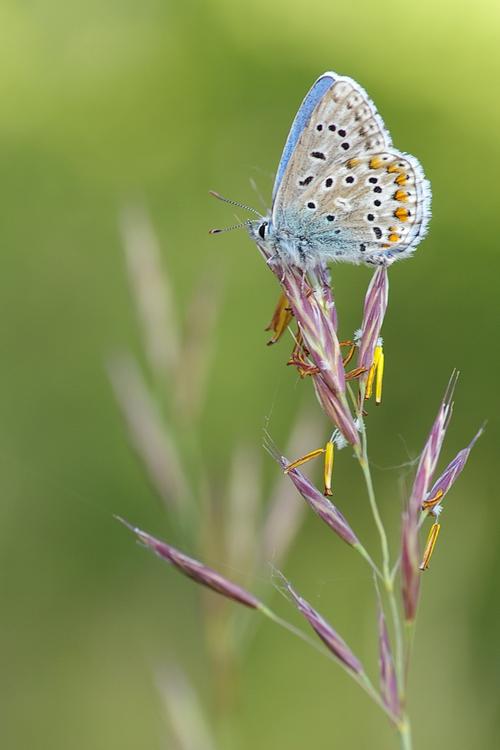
[212,72,431,268]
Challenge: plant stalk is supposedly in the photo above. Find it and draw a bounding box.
[398,716,413,750]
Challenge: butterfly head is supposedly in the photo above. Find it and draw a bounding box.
[246,216,273,242]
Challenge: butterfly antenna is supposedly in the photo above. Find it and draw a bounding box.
[209,220,251,235]
[209,190,262,217]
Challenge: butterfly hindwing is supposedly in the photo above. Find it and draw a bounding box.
[292,150,430,257]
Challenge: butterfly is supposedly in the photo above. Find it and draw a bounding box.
[211,72,431,268]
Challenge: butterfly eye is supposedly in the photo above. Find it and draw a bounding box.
[258,222,268,239]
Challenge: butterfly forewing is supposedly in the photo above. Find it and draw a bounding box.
[272,77,391,217]
[271,75,431,263]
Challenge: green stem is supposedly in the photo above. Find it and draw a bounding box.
[398,716,413,750]
[259,605,326,655]
[354,542,384,581]
[354,405,410,744]
[357,448,391,582]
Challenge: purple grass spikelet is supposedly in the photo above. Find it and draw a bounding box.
[279,573,363,674]
[422,426,484,513]
[401,372,458,620]
[312,374,360,447]
[357,266,389,375]
[116,517,261,610]
[401,507,421,622]
[377,600,400,718]
[256,242,360,446]
[281,265,346,396]
[408,371,458,516]
[264,437,359,547]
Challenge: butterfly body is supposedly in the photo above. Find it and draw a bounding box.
[247,72,431,268]
[248,212,367,268]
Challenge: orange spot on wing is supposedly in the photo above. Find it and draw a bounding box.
[394,190,409,202]
[388,233,400,242]
[394,207,410,222]
[395,173,408,186]
[345,158,360,168]
[369,157,383,169]
[387,163,402,173]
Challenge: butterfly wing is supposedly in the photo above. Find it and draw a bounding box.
[271,74,431,262]
[271,73,336,204]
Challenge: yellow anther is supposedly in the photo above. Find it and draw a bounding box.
[365,345,382,400]
[284,447,325,474]
[266,292,293,345]
[365,365,375,399]
[375,347,384,405]
[422,488,444,510]
[419,523,441,571]
[323,441,335,496]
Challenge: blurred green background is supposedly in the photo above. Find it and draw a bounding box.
[1,0,499,747]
